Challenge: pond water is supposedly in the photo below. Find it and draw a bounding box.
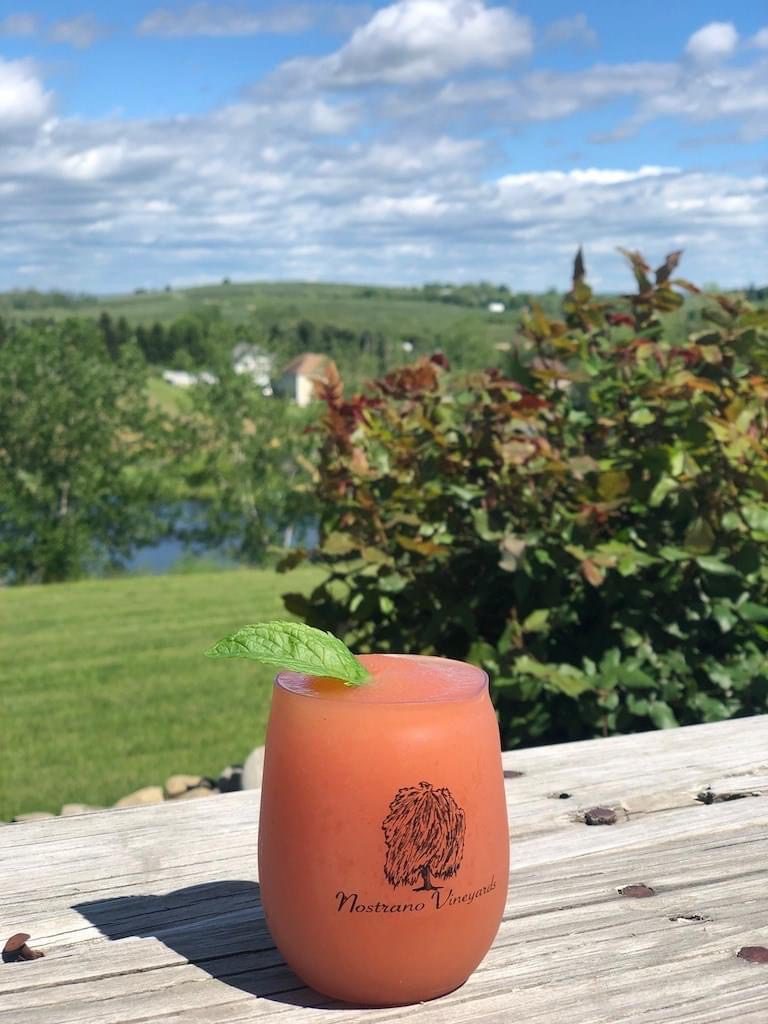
[125,535,234,573]
[119,505,318,575]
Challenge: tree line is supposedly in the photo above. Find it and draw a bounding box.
[94,310,458,380]
[0,316,318,583]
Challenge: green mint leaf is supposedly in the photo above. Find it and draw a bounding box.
[204,621,369,686]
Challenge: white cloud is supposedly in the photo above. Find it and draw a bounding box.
[685,21,739,63]
[0,11,107,47]
[216,95,358,135]
[498,166,678,188]
[0,87,764,294]
[138,3,314,37]
[139,3,373,37]
[401,54,767,143]
[620,59,768,141]
[405,62,679,129]
[751,27,768,49]
[543,14,598,49]
[0,58,51,128]
[0,12,39,36]
[283,0,533,87]
[49,15,107,49]
[0,19,766,293]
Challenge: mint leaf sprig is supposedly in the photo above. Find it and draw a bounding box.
[205,621,369,686]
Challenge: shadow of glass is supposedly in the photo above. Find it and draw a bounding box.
[73,880,346,1008]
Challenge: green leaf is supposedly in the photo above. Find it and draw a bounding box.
[663,622,686,639]
[695,556,739,576]
[205,621,369,686]
[620,668,656,689]
[397,534,447,557]
[552,671,593,698]
[690,693,730,721]
[468,640,499,673]
[602,647,621,672]
[565,543,587,560]
[711,600,737,633]
[629,407,655,426]
[594,540,658,576]
[621,627,644,648]
[378,571,408,594]
[626,695,650,716]
[669,449,686,477]
[568,455,599,477]
[448,484,479,504]
[737,602,768,623]
[742,504,768,533]
[490,675,518,690]
[522,609,550,633]
[707,666,735,691]
[647,701,679,729]
[514,656,592,697]
[658,545,690,562]
[649,476,678,507]
[597,690,620,710]
[361,546,393,565]
[684,517,715,554]
[598,470,630,500]
[472,507,502,542]
[322,532,358,556]
[721,511,745,532]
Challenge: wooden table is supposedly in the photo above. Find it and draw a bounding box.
[2,716,768,1023]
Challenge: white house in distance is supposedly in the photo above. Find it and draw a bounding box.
[162,369,216,388]
[161,344,273,393]
[275,352,330,406]
[232,342,274,394]
[487,301,506,314]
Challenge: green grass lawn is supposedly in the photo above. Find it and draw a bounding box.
[0,566,323,821]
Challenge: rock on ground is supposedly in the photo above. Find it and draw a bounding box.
[242,746,265,790]
[164,774,204,799]
[114,786,164,808]
[5,760,251,823]
[217,764,243,793]
[174,786,217,800]
[60,804,106,816]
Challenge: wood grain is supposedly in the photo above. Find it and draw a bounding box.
[2,716,767,1023]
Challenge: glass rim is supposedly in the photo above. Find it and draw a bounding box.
[275,653,489,706]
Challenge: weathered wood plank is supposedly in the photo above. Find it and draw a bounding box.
[1,716,767,1023]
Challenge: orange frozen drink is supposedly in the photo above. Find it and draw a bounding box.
[258,653,509,1006]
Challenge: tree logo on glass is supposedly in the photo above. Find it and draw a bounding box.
[382,781,466,892]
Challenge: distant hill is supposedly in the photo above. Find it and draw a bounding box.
[0,280,530,346]
[5,279,755,380]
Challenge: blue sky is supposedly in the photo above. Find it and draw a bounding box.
[0,1,766,291]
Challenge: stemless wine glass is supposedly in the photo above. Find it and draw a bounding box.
[258,653,509,1007]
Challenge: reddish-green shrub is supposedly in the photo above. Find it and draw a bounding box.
[284,251,768,747]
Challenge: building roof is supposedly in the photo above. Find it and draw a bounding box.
[232,341,269,360]
[280,352,329,377]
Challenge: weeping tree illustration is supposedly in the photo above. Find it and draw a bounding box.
[382,781,466,892]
